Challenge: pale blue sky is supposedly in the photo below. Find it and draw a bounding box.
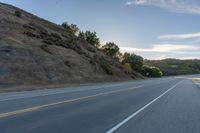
[1,0,200,59]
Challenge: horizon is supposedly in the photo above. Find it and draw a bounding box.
[1,0,200,60]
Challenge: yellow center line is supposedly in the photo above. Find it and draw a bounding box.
[0,86,142,119]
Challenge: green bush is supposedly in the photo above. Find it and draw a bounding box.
[78,31,100,48]
[102,42,120,59]
[122,52,144,72]
[142,65,163,77]
[62,22,79,35]
[14,10,21,17]
[78,31,85,40]
[61,22,68,29]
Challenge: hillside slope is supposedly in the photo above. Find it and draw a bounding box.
[145,59,200,76]
[0,3,141,91]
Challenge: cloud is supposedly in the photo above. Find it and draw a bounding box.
[120,31,200,59]
[126,0,146,5]
[158,32,200,40]
[120,44,200,59]
[126,0,200,14]
[120,44,196,53]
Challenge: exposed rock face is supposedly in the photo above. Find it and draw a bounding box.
[0,3,137,90]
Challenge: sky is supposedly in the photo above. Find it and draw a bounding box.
[1,0,200,60]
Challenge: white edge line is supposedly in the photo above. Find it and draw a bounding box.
[106,80,183,133]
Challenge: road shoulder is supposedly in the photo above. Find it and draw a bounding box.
[192,78,200,87]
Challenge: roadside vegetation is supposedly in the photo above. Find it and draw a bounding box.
[78,31,100,48]
[142,65,163,77]
[145,59,200,76]
[61,21,163,78]
[14,10,22,17]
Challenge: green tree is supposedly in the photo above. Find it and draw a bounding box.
[78,31,100,48]
[122,52,144,72]
[61,22,68,29]
[78,31,85,40]
[142,65,163,77]
[62,22,79,35]
[102,42,120,58]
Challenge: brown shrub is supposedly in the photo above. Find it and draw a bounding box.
[123,63,132,74]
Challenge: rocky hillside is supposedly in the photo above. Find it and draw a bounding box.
[0,3,142,91]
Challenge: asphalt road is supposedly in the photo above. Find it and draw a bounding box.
[0,76,200,133]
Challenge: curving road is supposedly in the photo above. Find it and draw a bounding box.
[0,75,200,133]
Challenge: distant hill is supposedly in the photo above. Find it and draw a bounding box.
[145,59,200,76]
[0,2,144,91]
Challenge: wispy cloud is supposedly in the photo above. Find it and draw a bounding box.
[126,0,200,14]
[120,44,200,59]
[120,44,197,53]
[158,32,200,40]
[119,30,200,59]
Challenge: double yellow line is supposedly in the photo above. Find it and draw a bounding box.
[0,86,142,118]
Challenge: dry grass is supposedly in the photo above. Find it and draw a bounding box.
[193,78,200,83]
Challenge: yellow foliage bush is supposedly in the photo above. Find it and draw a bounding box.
[123,63,132,74]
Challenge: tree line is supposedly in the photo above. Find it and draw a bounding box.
[61,21,163,78]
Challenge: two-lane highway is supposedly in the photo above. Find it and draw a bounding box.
[0,76,200,133]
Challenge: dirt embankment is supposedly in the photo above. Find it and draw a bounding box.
[0,2,143,92]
